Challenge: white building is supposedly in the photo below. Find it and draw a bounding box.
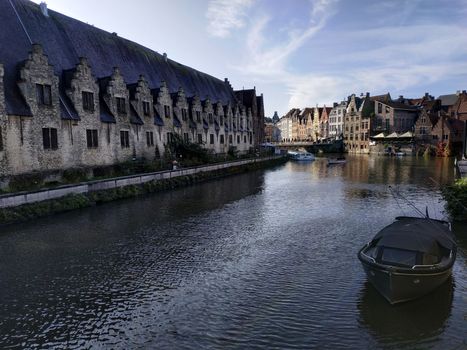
[329,101,347,139]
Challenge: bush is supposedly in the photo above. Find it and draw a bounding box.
[62,168,89,183]
[8,173,45,192]
[443,178,467,221]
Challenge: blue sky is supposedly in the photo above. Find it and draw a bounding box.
[32,0,467,117]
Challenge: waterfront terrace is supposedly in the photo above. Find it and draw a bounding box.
[0,0,264,180]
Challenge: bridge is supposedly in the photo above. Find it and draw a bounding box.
[270,140,344,153]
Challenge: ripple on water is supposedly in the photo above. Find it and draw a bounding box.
[0,156,465,349]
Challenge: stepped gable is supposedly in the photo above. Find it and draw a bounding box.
[0,0,237,117]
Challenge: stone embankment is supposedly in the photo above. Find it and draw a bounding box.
[0,156,286,225]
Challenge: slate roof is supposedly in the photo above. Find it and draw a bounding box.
[99,95,116,123]
[173,114,181,128]
[0,0,237,116]
[60,93,79,121]
[153,106,164,126]
[235,89,256,109]
[385,101,418,111]
[129,103,143,125]
[370,93,391,103]
[437,94,459,107]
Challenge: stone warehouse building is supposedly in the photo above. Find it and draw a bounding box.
[0,0,264,178]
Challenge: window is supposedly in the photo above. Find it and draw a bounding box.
[237,135,240,144]
[377,103,382,114]
[181,108,188,121]
[244,135,247,143]
[146,131,154,147]
[42,128,58,150]
[220,135,225,144]
[220,116,224,125]
[116,97,126,114]
[420,127,426,135]
[385,118,390,130]
[197,133,203,144]
[86,129,98,148]
[0,126,3,151]
[120,130,130,148]
[36,84,52,106]
[167,132,173,143]
[196,111,201,122]
[164,105,171,118]
[210,134,214,144]
[443,134,448,140]
[143,101,150,116]
[183,133,189,142]
[229,135,233,144]
[82,91,94,112]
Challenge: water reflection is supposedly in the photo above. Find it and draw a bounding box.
[357,279,454,349]
[0,156,465,349]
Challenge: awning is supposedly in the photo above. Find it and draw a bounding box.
[399,131,413,138]
[373,132,386,139]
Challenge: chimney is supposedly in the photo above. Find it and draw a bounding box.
[40,2,49,17]
[425,92,429,97]
[163,53,167,62]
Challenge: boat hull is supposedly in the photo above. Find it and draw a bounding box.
[360,261,453,304]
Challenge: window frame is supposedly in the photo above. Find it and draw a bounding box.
[82,91,94,112]
[36,84,52,106]
[120,130,130,148]
[116,97,126,114]
[86,129,99,148]
[42,127,58,150]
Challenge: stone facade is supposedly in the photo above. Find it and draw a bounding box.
[0,63,6,176]
[372,100,418,135]
[344,93,373,153]
[0,44,262,178]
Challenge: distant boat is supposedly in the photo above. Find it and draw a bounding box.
[288,151,315,161]
[394,152,405,157]
[328,157,346,165]
[358,216,457,305]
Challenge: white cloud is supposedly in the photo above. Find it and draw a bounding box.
[241,0,337,76]
[231,0,467,114]
[206,0,255,38]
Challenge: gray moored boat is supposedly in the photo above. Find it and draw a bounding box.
[358,217,457,305]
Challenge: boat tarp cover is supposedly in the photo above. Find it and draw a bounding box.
[372,217,455,256]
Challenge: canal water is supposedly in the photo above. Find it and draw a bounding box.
[0,156,466,349]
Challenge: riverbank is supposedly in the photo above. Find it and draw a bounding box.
[0,156,286,226]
